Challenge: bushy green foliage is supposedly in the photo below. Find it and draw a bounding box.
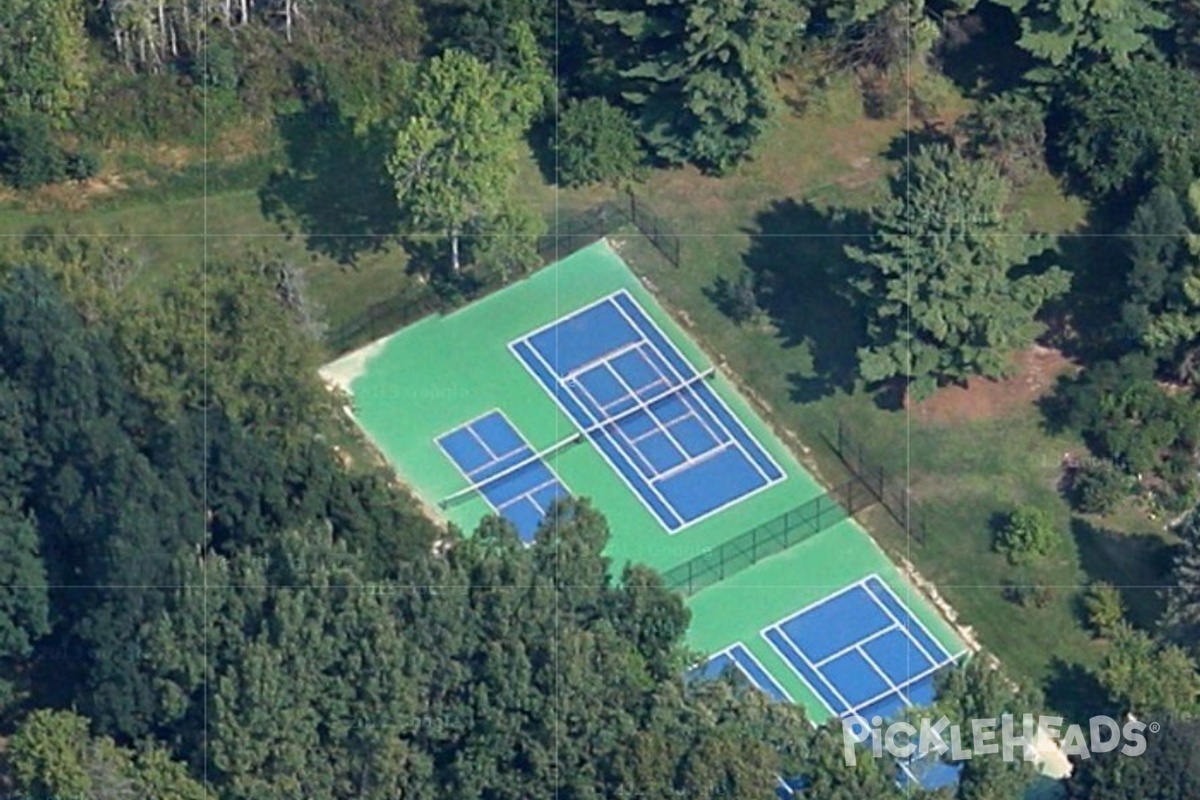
[0,114,67,189]
[1069,461,1129,515]
[0,0,88,120]
[956,92,1046,185]
[1163,510,1200,657]
[1096,623,1200,716]
[994,507,1058,565]
[389,29,547,273]
[1082,581,1126,637]
[844,143,1069,399]
[1066,717,1200,800]
[1055,354,1200,492]
[64,149,100,181]
[595,0,806,174]
[1059,60,1200,200]
[935,657,1043,800]
[556,97,645,187]
[993,0,1170,76]
[8,709,211,800]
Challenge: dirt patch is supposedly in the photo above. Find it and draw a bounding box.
[908,345,1077,425]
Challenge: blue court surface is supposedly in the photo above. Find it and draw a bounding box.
[691,643,792,703]
[510,290,784,532]
[436,410,569,543]
[762,575,965,722]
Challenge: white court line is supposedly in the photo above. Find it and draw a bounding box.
[861,582,940,668]
[569,373,660,479]
[563,338,645,381]
[508,290,635,347]
[703,643,796,704]
[843,658,956,719]
[496,476,561,512]
[762,624,855,717]
[610,289,786,482]
[507,292,787,533]
[857,644,909,701]
[435,407,572,539]
[610,294,778,484]
[862,576,956,663]
[514,338,684,529]
[650,443,733,483]
[812,623,901,669]
[466,425,499,460]
[760,629,840,718]
[602,357,692,464]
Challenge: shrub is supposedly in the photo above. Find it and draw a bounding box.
[1082,581,1125,638]
[994,506,1058,565]
[65,150,101,181]
[556,97,644,188]
[1005,579,1054,608]
[1069,460,1129,515]
[0,114,67,189]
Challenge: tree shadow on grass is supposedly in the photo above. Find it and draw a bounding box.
[258,102,401,266]
[740,198,871,404]
[1071,517,1173,631]
[1044,657,1111,723]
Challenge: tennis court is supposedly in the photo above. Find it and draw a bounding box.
[435,410,569,543]
[322,241,811,574]
[692,643,792,703]
[761,575,967,721]
[510,290,784,532]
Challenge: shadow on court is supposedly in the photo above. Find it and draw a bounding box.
[740,199,871,404]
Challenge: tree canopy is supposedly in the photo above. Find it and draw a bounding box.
[844,143,1069,399]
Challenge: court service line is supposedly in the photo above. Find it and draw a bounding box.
[609,290,784,484]
[514,338,684,529]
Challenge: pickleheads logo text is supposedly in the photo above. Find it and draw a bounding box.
[841,713,1152,765]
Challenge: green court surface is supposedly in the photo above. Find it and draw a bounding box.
[324,240,826,575]
[683,518,968,725]
[323,239,967,724]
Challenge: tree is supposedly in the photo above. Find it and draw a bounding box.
[596,0,806,173]
[1163,509,1200,657]
[1068,460,1130,515]
[388,28,545,274]
[1119,183,1200,381]
[0,0,88,121]
[992,0,1169,77]
[7,708,210,800]
[1058,60,1200,200]
[1066,716,1200,800]
[556,96,645,187]
[465,205,547,283]
[0,114,67,189]
[935,657,1042,800]
[1054,354,1200,502]
[844,143,1069,399]
[1082,581,1126,637]
[1096,623,1200,716]
[956,92,1047,185]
